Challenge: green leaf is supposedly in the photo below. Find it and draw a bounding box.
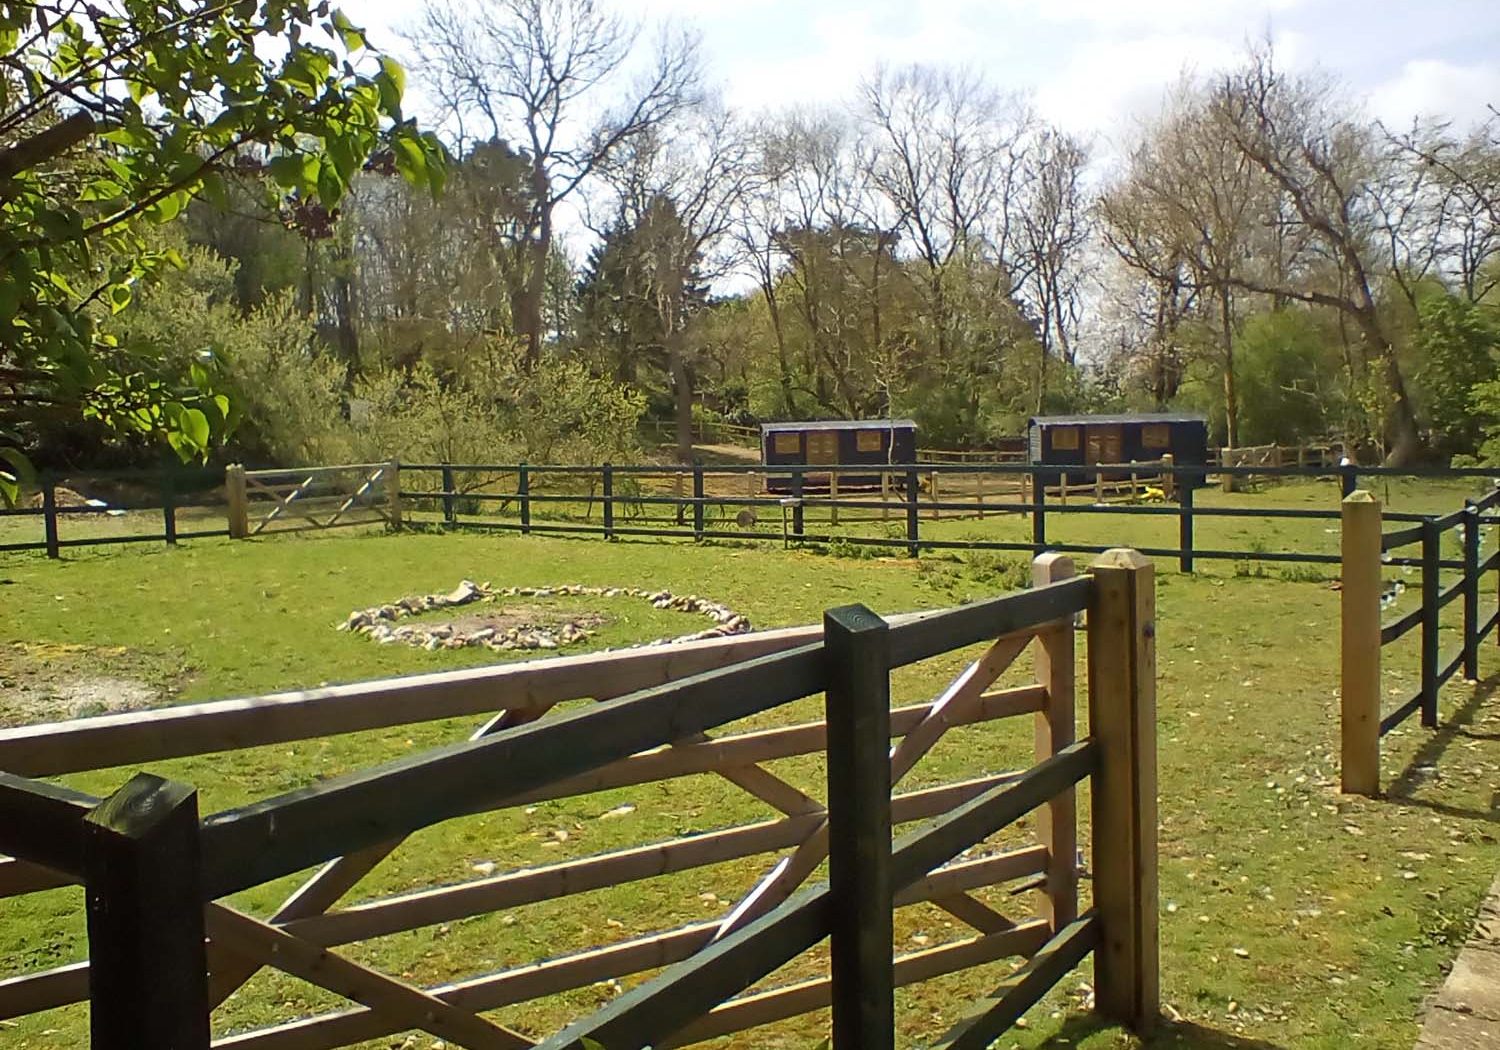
[331,9,365,51]
[108,283,133,314]
[375,56,405,112]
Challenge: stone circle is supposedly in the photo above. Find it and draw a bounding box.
[339,581,752,653]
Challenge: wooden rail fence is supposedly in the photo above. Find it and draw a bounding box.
[0,552,1158,1048]
[1339,485,1500,794]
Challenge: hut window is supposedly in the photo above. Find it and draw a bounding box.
[1142,423,1170,449]
[774,432,800,455]
[1051,426,1080,451]
[856,429,883,453]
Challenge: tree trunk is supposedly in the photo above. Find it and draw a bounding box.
[521,167,551,366]
[1351,308,1421,465]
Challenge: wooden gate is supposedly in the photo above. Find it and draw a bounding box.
[226,462,401,538]
[0,551,1157,1049]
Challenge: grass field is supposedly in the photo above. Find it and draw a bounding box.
[2,480,1499,1050]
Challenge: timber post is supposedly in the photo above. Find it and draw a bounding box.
[602,464,615,540]
[384,460,402,530]
[1340,491,1382,796]
[823,603,894,1050]
[1031,471,1047,552]
[1033,553,1078,931]
[161,466,177,547]
[1421,517,1440,728]
[441,464,456,525]
[692,463,706,541]
[1464,500,1480,681]
[518,463,531,535]
[1087,548,1158,1034]
[84,773,210,1050]
[42,477,60,558]
[225,464,249,540]
[904,467,920,557]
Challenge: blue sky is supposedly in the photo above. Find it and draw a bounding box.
[349,0,1500,147]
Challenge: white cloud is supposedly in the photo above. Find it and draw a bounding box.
[1368,59,1500,130]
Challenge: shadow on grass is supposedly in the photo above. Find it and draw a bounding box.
[1033,1015,1285,1049]
[1384,673,1500,825]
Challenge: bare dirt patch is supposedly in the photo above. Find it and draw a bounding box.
[0,642,165,727]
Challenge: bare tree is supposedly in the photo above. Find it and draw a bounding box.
[1208,47,1423,463]
[408,0,700,363]
[1017,128,1092,408]
[599,105,756,462]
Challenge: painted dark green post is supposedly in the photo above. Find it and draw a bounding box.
[692,462,705,541]
[42,478,59,559]
[1421,518,1440,728]
[1340,462,1358,499]
[1032,470,1047,552]
[84,773,209,1050]
[823,603,894,1050]
[904,467,920,557]
[518,463,531,535]
[441,464,456,525]
[791,469,805,540]
[602,464,615,540]
[161,468,177,546]
[1464,501,1480,681]
[1178,481,1194,574]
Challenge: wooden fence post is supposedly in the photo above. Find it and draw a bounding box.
[692,463,705,541]
[1340,491,1382,796]
[1340,461,1358,499]
[791,469,806,540]
[42,477,59,558]
[1087,548,1158,1034]
[1160,454,1174,502]
[84,773,209,1050]
[1059,471,1068,507]
[1033,553,1077,932]
[1032,471,1047,552]
[225,464,248,540]
[518,463,531,535]
[830,468,840,527]
[904,467,920,557]
[1178,479,1194,574]
[1464,500,1480,681]
[823,603,894,1050]
[1421,517,1440,728]
[441,464,456,525]
[384,460,402,530]
[930,470,940,520]
[602,464,615,540]
[161,467,177,547]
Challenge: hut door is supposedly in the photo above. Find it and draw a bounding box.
[1087,425,1123,464]
[807,431,838,464]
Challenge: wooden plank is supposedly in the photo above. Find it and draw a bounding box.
[198,643,827,898]
[0,856,73,898]
[929,913,1100,1049]
[1032,554,1078,931]
[0,772,95,877]
[203,908,530,1050]
[823,604,894,1050]
[886,577,1090,668]
[1342,492,1383,795]
[0,962,89,1021]
[1087,549,1159,1034]
[661,922,1052,1048]
[83,774,209,1050]
[0,625,824,777]
[889,634,1031,785]
[933,892,1016,934]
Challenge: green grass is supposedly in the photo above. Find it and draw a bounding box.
[1,504,1498,1049]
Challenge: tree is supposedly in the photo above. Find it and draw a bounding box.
[0,1,444,501]
[1207,47,1423,463]
[408,0,700,364]
[1416,293,1498,455]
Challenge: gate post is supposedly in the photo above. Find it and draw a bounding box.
[84,773,209,1050]
[824,603,894,1050]
[441,464,456,525]
[1087,549,1158,1034]
[225,464,249,540]
[1340,491,1382,796]
[602,464,615,540]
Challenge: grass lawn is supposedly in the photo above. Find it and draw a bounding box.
[1,494,1498,1049]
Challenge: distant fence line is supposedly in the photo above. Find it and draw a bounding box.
[5,457,1499,572]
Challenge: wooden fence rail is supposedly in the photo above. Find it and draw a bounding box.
[1339,485,1500,795]
[0,553,1158,1049]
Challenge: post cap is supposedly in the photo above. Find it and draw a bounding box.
[1091,548,1152,571]
[1343,490,1377,504]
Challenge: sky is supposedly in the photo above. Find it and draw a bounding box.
[348,0,1500,153]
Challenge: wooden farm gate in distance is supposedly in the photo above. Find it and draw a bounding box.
[226,462,401,538]
[0,551,1158,1050]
